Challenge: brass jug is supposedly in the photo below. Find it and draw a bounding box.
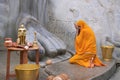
[101,45,114,61]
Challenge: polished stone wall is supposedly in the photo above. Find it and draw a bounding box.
[0,0,120,58]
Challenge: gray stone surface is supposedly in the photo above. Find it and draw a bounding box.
[109,66,120,80]
[29,52,72,68]
[1,0,120,80]
[0,51,19,80]
[39,68,49,80]
[45,59,116,80]
[0,50,120,80]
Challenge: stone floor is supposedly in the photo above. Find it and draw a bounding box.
[110,66,120,80]
[0,50,120,80]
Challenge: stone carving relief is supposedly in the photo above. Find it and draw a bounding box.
[0,0,120,63]
[0,0,69,67]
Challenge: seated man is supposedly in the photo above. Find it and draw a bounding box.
[69,19,105,68]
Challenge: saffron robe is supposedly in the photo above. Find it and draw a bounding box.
[69,20,104,68]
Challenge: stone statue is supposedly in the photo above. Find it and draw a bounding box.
[17,14,66,62]
[106,36,120,47]
[0,0,68,64]
[17,24,27,45]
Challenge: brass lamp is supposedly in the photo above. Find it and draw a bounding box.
[33,32,38,47]
[17,24,26,45]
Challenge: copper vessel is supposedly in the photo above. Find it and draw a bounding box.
[4,38,12,47]
[101,45,114,61]
[15,64,40,80]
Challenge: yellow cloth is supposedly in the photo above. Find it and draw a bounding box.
[69,20,104,68]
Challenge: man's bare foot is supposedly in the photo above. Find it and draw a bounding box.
[90,63,95,68]
[87,63,95,68]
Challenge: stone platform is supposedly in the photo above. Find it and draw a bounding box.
[0,51,117,80]
[44,60,116,80]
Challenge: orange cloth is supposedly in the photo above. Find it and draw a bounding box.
[69,20,104,68]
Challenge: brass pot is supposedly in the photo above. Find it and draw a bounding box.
[101,45,114,61]
[15,64,40,80]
